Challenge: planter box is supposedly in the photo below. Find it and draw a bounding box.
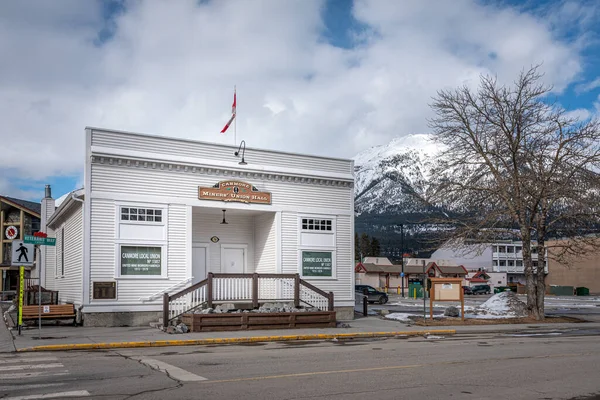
[181,311,336,332]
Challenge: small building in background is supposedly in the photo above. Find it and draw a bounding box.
[546,239,600,295]
[0,196,41,294]
[355,257,402,289]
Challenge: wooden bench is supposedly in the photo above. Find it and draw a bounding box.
[21,304,77,325]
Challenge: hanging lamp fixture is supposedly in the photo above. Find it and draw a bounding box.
[220,209,228,224]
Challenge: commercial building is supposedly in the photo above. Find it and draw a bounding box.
[431,240,547,285]
[546,239,600,294]
[41,127,355,326]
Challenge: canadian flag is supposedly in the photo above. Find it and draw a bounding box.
[220,91,236,134]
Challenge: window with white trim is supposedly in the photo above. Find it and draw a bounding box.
[301,218,332,231]
[120,207,163,222]
[115,203,168,279]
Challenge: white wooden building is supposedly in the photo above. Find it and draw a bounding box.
[41,127,355,326]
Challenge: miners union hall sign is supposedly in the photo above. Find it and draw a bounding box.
[198,180,272,205]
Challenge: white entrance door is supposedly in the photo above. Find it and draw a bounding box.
[192,245,208,284]
[221,246,246,274]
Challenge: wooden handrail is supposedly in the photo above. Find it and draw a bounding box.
[299,279,330,298]
[168,278,208,301]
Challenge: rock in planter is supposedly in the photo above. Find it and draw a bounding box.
[215,304,235,313]
[444,306,460,317]
[175,323,188,334]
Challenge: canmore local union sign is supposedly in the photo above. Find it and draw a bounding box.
[199,180,271,205]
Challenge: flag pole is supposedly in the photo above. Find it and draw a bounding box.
[234,85,237,145]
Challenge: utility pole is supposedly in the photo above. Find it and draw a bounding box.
[400,223,405,298]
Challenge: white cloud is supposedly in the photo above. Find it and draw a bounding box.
[0,0,594,197]
[565,108,592,121]
[576,77,600,93]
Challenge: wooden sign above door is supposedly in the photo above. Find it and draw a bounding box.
[198,180,272,205]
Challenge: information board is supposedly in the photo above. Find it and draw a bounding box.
[301,251,333,277]
[120,246,162,275]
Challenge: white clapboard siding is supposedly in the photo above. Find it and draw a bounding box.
[167,204,188,284]
[91,164,353,211]
[281,212,298,276]
[89,198,117,302]
[280,213,353,304]
[59,205,84,305]
[89,200,190,304]
[44,203,83,305]
[191,208,255,273]
[254,213,276,273]
[43,226,57,292]
[91,128,353,175]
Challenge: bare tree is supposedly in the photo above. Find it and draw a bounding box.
[428,66,600,320]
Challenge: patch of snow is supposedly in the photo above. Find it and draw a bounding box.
[385,313,416,322]
[467,292,528,318]
[55,192,70,208]
[464,313,518,319]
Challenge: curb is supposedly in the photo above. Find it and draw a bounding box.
[16,329,456,352]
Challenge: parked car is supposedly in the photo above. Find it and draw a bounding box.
[471,284,491,295]
[355,285,389,304]
[494,286,513,294]
[462,286,473,295]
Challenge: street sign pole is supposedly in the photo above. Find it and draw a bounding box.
[22,235,55,338]
[37,247,41,339]
[18,266,24,336]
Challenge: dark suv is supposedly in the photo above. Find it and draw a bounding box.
[355,285,389,304]
[471,284,491,295]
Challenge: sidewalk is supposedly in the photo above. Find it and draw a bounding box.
[7,316,600,352]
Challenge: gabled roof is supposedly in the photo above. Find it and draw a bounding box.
[470,270,491,280]
[0,196,41,217]
[427,262,468,276]
[46,189,84,228]
[468,278,488,283]
[355,262,403,274]
[403,265,428,274]
[362,257,393,266]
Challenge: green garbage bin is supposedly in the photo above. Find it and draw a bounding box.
[576,287,590,296]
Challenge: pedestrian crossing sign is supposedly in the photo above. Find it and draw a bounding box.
[11,240,34,267]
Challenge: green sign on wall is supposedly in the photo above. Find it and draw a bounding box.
[24,235,56,246]
[120,246,162,276]
[302,251,333,277]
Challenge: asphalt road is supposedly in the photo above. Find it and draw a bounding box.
[2,331,600,400]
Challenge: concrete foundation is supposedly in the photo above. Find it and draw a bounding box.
[83,311,162,327]
[335,306,354,321]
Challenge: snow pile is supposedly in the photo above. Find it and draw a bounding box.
[385,312,445,322]
[469,292,528,318]
[385,313,416,322]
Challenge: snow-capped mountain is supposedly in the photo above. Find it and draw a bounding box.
[353,134,439,215]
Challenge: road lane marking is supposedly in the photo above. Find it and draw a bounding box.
[2,390,90,400]
[204,364,423,384]
[0,357,58,364]
[0,363,64,372]
[0,372,69,380]
[201,351,597,385]
[134,357,208,382]
[0,383,65,392]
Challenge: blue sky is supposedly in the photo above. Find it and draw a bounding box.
[1,0,599,201]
